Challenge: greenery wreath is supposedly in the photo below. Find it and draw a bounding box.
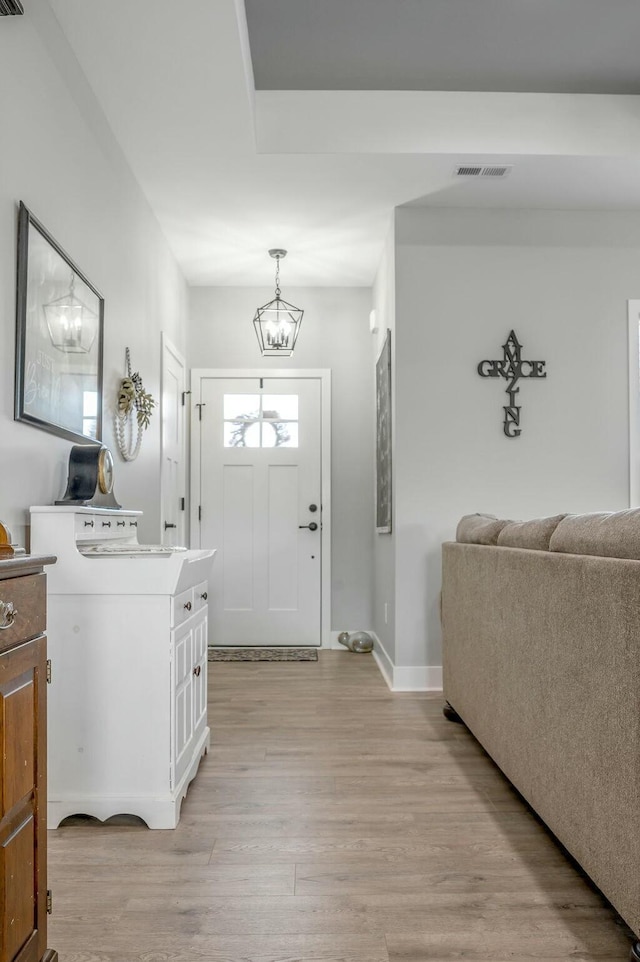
[228,414,291,448]
[117,371,155,429]
[115,348,156,461]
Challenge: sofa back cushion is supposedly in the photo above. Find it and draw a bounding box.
[497,514,567,551]
[549,509,640,560]
[456,513,510,545]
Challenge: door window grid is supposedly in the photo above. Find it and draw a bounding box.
[224,394,299,448]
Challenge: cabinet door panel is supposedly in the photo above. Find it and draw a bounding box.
[0,815,36,962]
[173,625,194,786]
[174,683,193,784]
[192,616,207,738]
[0,636,46,962]
[193,616,206,663]
[177,684,193,755]
[1,674,35,817]
[174,626,192,686]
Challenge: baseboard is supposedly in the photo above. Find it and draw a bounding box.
[328,629,347,650]
[372,635,394,688]
[392,664,443,692]
[371,633,443,692]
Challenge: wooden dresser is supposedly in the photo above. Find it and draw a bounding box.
[0,555,57,962]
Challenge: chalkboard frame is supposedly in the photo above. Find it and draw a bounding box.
[14,201,104,445]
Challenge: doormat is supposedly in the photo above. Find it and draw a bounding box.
[208,647,318,662]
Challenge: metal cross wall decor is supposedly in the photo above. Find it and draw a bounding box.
[477,331,546,438]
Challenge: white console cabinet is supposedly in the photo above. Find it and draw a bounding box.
[30,506,216,829]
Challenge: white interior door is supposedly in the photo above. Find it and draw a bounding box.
[161,335,187,547]
[195,376,322,646]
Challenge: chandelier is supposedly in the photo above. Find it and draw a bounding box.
[43,271,98,354]
[253,249,303,357]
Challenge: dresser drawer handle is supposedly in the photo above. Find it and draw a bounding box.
[184,601,192,611]
[129,521,138,527]
[193,665,201,677]
[84,520,94,528]
[0,601,17,630]
[102,521,111,528]
[200,592,208,601]
[117,521,126,527]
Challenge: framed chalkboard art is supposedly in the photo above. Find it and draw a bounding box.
[376,328,392,533]
[15,201,104,444]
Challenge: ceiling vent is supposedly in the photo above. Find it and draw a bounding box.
[0,0,24,13]
[454,165,512,179]
[455,166,483,177]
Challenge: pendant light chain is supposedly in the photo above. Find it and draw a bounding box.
[274,255,281,297]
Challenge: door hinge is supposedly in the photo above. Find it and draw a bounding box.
[198,505,202,522]
[181,390,191,406]
[180,497,185,511]
[46,890,52,914]
[46,660,52,684]
[195,403,206,420]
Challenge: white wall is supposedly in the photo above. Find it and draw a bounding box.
[393,207,640,672]
[188,285,374,631]
[371,222,396,659]
[0,12,187,547]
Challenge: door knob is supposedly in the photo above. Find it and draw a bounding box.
[299,521,318,531]
[309,504,318,512]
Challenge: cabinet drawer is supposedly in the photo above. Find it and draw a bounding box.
[171,588,194,628]
[0,574,46,651]
[193,581,209,613]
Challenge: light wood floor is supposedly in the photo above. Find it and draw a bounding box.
[48,651,633,961]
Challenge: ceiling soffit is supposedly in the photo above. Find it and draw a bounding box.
[245,0,640,94]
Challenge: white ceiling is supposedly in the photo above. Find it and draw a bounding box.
[46,0,640,288]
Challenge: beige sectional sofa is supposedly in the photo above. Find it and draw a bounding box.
[441,510,640,957]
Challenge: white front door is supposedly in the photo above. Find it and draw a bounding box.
[161,335,187,547]
[194,376,323,646]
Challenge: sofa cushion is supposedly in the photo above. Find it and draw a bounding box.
[497,514,567,551]
[456,513,510,546]
[549,509,640,560]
